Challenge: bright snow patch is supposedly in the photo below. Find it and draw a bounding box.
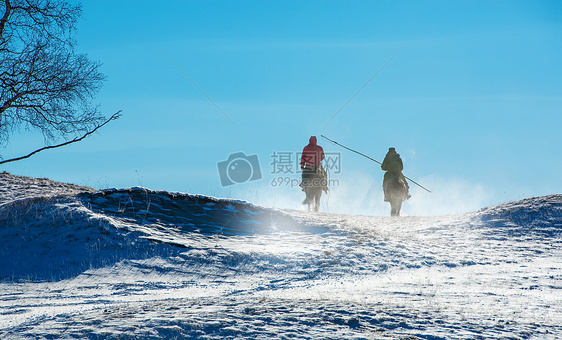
[0,172,560,339]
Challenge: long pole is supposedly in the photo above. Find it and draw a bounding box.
[321,135,432,193]
[321,51,400,129]
[321,135,382,165]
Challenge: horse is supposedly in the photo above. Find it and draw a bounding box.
[302,167,327,212]
[384,176,409,216]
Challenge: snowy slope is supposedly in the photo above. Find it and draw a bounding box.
[0,172,561,339]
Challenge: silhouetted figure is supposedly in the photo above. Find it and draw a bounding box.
[381,147,410,202]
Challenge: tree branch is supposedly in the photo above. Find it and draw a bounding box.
[0,110,121,165]
[0,0,12,39]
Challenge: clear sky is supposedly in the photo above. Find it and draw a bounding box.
[2,0,561,215]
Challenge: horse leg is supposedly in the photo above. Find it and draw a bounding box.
[314,190,321,212]
[389,200,397,216]
[303,184,311,205]
[390,200,402,216]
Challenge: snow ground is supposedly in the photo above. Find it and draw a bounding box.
[0,172,561,339]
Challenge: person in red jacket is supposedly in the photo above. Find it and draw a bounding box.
[300,136,324,169]
[300,136,325,190]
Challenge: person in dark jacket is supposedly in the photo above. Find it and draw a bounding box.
[381,147,410,201]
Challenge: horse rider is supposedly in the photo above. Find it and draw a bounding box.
[381,147,410,201]
[300,136,326,191]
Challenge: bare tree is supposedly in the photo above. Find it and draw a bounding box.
[0,0,120,164]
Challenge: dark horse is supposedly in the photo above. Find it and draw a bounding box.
[384,176,409,216]
[302,167,326,212]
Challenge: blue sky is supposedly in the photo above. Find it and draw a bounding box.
[2,0,561,215]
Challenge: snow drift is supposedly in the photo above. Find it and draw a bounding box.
[0,183,299,282]
[0,172,561,339]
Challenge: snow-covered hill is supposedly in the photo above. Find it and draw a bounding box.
[1,172,561,339]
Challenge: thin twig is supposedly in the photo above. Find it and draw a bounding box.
[0,110,121,165]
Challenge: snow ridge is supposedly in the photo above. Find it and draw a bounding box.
[0,182,300,282]
[477,194,562,239]
[0,173,561,339]
[0,171,93,205]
